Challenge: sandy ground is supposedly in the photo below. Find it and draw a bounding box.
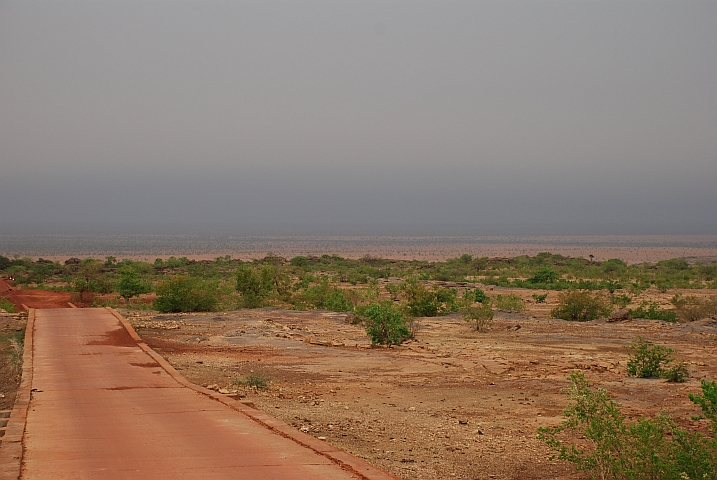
[123,287,717,480]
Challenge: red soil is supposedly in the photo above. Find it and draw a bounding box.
[0,279,72,310]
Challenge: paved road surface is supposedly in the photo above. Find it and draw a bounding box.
[18,308,392,479]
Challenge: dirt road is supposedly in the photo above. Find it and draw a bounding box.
[10,308,395,479]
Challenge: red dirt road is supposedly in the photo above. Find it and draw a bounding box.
[14,308,395,479]
[0,280,72,310]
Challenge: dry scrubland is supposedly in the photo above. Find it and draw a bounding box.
[123,283,717,480]
[2,249,717,479]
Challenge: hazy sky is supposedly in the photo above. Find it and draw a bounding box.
[1,1,715,235]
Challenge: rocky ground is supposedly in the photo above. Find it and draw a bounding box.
[124,290,717,480]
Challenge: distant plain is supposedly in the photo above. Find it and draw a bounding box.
[1,234,717,264]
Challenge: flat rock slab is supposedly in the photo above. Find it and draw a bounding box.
[21,308,366,479]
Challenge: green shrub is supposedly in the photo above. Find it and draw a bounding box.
[528,267,559,284]
[494,294,525,313]
[290,256,309,267]
[538,372,717,480]
[626,337,674,378]
[117,267,151,304]
[235,265,273,308]
[300,276,354,312]
[630,301,678,322]
[611,293,632,309]
[153,276,218,313]
[321,288,354,312]
[402,279,441,317]
[550,291,612,321]
[234,373,271,388]
[532,293,548,304]
[465,288,489,304]
[689,378,717,436]
[0,297,15,313]
[363,301,410,346]
[663,361,689,383]
[461,302,494,331]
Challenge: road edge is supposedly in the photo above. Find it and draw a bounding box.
[107,308,400,480]
[0,308,35,480]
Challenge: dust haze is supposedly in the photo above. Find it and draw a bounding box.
[1,1,715,235]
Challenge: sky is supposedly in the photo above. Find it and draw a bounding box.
[1,0,716,235]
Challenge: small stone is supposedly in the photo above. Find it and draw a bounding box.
[458,419,468,425]
[318,436,327,440]
[408,406,416,411]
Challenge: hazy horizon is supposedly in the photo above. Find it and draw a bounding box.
[2,1,716,236]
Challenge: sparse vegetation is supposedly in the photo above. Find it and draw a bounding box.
[538,372,717,480]
[532,293,548,303]
[494,294,525,313]
[551,291,612,322]
[461,301,494,331]
[626,336,677,379]
[153,276,219,313]
[630,301,678,322]
[671,294,717,322]
[236,373,271,388]
[0,297,15,313]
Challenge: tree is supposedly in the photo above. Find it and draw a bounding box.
[235,265,273,308]
[117,268,150,305]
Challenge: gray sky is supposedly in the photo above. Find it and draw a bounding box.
[1,0,716,235]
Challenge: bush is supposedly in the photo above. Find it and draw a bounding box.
[663,362,689,383]
[611,293,632,309]
[551,291,612,321]
[630,301,678,322]
[153,276,218,313]
[363,301,410,346]
[689,378,717,436]
[465,288,489,304]
[532,293,548,304]
[461,302,494,331]
[237,373,271,388]
[538,373,717,480]
[300,276,354,312]
[0,297,15,313]
[235,265,273,308]
[402,279,442,317]
[494,294,525,313]
[626,337,675,378]
[671,294,717,322]
[528,267,559,284]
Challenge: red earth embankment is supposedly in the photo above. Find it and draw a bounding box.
[0,279,72,310]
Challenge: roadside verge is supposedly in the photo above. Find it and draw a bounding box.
[107,308,399,480]
[0,309,34,480]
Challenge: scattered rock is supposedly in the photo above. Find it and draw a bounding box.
[608,309,631,322]
[506,324,521,331]
[458,419,468,425]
